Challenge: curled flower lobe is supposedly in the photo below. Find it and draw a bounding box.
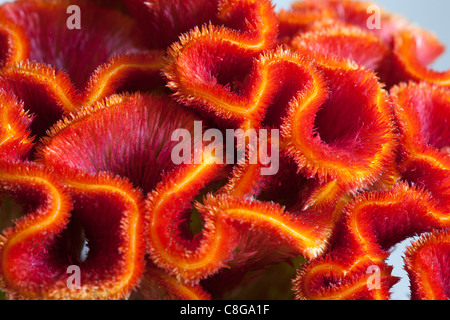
[146,157,232,283]
[281,0,449,87]
[171,44,397,208]
[0,161,146,299]
[280,58,397,193]
[131,262,211,300]
[278,0,406,41]
[405,230,450,300]
[391,82,450,155]
[391,31,450,87]
[124,0,221,49]
[81,52,166,108]
[167,40,397,192]
[147,151,332,284]
[0,0,147,87]
[277,1,336,40]
[296,0,415,42]
[164,0,277,127]
[0,161,72,299]
[202,193,332,260]
[0,55,165,146]
[295,258,396,300]
[0,62,78,143]
[56,172,146,300]
[326,0,448,86]
[290,24,389,71]
[391,82,450,212]
[0,17,29,68]
[0,0,165,151]
[0,90,33,159]
[216,0,278,48]
[294,183,449,300]
[38,93,199,194]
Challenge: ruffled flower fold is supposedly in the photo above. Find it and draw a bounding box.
[0,0,449,300]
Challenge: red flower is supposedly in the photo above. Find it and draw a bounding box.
[294,183,449,300]
[0,0,449,300]
[282,0,449,87]
[0,0,164,148]
[405,230,450,300]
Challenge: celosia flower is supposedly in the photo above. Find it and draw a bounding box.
[0,0,449,301]
[405,230,450,300]
[293,183,449,300]
[0,0,165,146]
[282,0,449,87]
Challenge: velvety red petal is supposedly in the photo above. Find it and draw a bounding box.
[308,0,411,42]
[0,56,166,156]
[391,82,450,212]
[0,90,33,160]
[81,52,166,107]
[0,160,72,299]
[280,0,448,88]
[146,159,231,283]
[280,58,397,193]
[202,193,332,261]
[146,151,332,284]
[405,230,450,300]
[277,1,336,40]
[124,0,221,49]
[0,161,146,299]
[291,24,389,71]
[294,183,449,300]
[390,31,450,86]
[38,93,200,194]
[0,62,78,146]
[391,82,450,154]
[59,171,146,300]
[294,258,397,300]
[163,0,278,127]
[130,262,211,300]
[0,16,29,68]
[0,0,147,87]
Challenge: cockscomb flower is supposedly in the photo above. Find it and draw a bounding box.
[0,160,146,299]
[405,230,450,300]
[391,82,450,213]
[282,0,450,87]
[293,183,449,300]
[0,0,449,301]
[0,0,165,150]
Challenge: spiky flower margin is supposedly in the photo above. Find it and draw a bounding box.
[0,0,448,300]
